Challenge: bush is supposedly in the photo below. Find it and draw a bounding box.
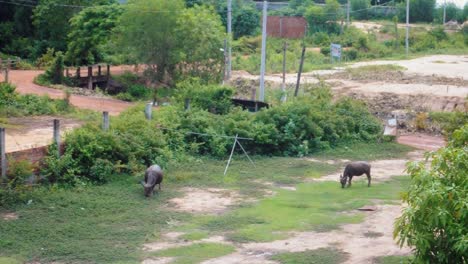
[6,158,33,187]
[395,125,468,263]
[89,159,115,184]
[0,83,72,117]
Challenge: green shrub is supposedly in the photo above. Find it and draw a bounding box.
[6,158,33,187]
[320,46,331,56]
[89,159,115,184]
[128,84,152,99]
[395,125,468,263]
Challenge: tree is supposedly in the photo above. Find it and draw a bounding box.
[119,0,184,83]
[351,0,370,20]
[33,0,114,54]
[397,0,436,22]
[233,6,259,39]
[175,5,225,83]
[395,124,468,263]
[119,0,225,84]
[65,4,123,65]
[305,0,342,33]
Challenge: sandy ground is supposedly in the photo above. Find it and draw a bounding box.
[168,188,242,215]
[4,116,83,152]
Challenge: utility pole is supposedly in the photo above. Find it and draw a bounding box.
[405,0,409,57]
[443,0,446,24]
[227,0,232,80]
[346,0,350,26]
[259,0,268,102]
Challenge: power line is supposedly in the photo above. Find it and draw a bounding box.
[0,0,398,16]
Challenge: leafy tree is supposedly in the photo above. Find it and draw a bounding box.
[305,0,342,33]
[175,5,225,83]
[397,0,436,22]
[0,5,34,58]
[33,0,114,54]
[395,124,468,263]
[65,4,123,65]
[119,0,184,83]
[351,0,370,20]
[233,6,259,39]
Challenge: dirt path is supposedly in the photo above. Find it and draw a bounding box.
[4,116,83,152]
[8,69,134,116]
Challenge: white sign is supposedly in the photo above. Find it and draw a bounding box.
[331,43,341,59]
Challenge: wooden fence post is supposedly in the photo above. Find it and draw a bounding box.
[0,128,6,181]
[184,99,191,111]
[87,66,93,90]
[106,64,111,89]
[98,65,102,77]
[65,67,69,77]
[5,59,10,83]
[53,119,60,158]
[102,111,109,131]
[76,67,80,78]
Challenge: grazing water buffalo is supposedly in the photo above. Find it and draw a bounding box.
[141,165,163,197]
[340,161,371,188]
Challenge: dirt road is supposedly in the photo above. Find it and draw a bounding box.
[7,69,134,116]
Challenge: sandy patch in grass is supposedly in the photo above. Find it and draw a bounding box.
[204,204,410,264]
[1,212,19,221]
[141,257,174,264]
[169,188,241,215]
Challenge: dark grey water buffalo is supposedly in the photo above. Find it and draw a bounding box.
[141,165,163,197]
[340,161,371,188]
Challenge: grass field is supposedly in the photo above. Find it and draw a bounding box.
[0,142,412,263]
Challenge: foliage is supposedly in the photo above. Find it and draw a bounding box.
[6,158,33,187]
[175,78,234,114]
[304,0,343,34]
[351,0,370,20]
[397,0,436,23]
[35,48,56,69]
[44,51,64,84]
[119,0,224,84]
[271,248,349,264]
[175,5,225,84]
[395,125,468,263]
[156,84,382,157]
[430,111,468,138]
[65,4,123,65]
[0,83,72,117]
[118,0,184,83]
[32,0,114,54]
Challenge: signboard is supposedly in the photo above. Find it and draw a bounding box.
[330,43,341,59]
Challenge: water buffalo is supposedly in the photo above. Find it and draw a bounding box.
[340,161,371,188]
[141,165,163,197]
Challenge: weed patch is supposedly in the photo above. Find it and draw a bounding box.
[270,247,349,264]
[150,243,235,264]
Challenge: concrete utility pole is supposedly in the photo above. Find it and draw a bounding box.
[259,0,268,102]
[405,0,410,57]
[0,128,6,181]
[346,0,350,26]
[443,0,446,24]
[227,0,232,80]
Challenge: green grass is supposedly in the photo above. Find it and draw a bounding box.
[373,255,413,264]
[312,142,413,161]
[0,142,412,262]
[149,243,235,264]
[0,176,190,263]
[270,247,349,264]
[185,176,408,243]
[0,257,23,264]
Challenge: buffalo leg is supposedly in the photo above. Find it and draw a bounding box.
[366,172,371,187]
[348,176,353,187]
[159,183,161,190]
